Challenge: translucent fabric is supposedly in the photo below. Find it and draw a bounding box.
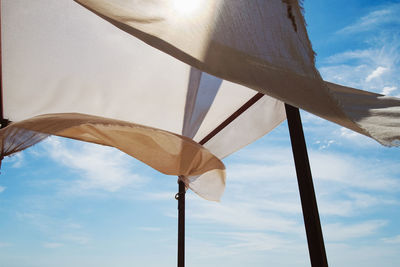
[1,0,285,154]
[1,0,288,200]
[0,113,226,200]
[74,0,400,146]
[2,0,400,201]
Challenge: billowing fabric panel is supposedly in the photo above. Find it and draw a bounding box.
[1,0,285,154]
[0,113,226,200]
[1,0,287,200]
[4,0,399,200]
[75,0,400,146]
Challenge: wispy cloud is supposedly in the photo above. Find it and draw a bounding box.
[183,143,400,254]
[324,220,387,241]
[320,4,400,98]
[42,137,146,193]
[320,42,400,94]
[189,200,301,233]
[187,231,299,259]
[326,242,400,267]
[366,66,388,82]
[337,3,400,34]
[3,152,24,168]
[382,86,398,95]
[0,186,5,193]
[222,232,290,251]
[15,211,92,247]
[310,151,400,192]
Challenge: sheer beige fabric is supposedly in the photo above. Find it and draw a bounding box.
[1,0,285,154]
[0,113,226,200]
[2,0,400,201]
[1,0,288,200]
[75,0,400,146]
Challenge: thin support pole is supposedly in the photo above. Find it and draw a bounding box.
[285,103,328,267]
[175,178,186,267]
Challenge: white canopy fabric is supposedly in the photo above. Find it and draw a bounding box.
[0,0,286,200]
[75,0,400,145]
[1,0,399,200]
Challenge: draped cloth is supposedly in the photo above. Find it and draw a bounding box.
[1,0,287,200]
[75,0,400,146]
[1,0,400,201]
[0,113,226,200]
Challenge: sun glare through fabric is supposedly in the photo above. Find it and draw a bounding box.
[172,0,202,15]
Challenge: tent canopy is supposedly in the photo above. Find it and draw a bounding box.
[1,0,400,200]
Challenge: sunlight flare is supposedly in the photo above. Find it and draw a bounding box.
[172,0,202,15]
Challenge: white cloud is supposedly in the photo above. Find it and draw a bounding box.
[43,137,146,192]
[320,43,400,94]
[366,66,388,82]
[0,186,5,193]
[182,144,400,251]
[3,152,24,168]
[338,4,400,34]
[340,127,361,139]
[336,127,379,147]
[229,146,400,194]
[310,151,400,192]
[188,200,302,234]
[320,4,400,96]
[15,211,93,248]
[324,220,387,241]
[316,191,395,217]
[222,232,290,251]
[382,86,398,95]
[326,243,400,267]
[298,111,378,148]
[186,234,309,266]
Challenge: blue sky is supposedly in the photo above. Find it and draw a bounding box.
[1,0,400,266]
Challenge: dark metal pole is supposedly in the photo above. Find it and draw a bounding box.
[285,103,328,267]
[176,178,186,267]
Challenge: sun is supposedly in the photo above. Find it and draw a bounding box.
[172,0,202,15]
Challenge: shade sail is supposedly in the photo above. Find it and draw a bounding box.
[1,0,400,199]
[0,0,286,200]
[74,0,400,146]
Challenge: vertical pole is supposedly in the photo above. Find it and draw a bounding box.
[176,178,186,267]
[285,104,328,267]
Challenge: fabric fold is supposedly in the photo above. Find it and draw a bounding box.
[324,81,400,146]
[0,113,226,200]
[75,0,400,146]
